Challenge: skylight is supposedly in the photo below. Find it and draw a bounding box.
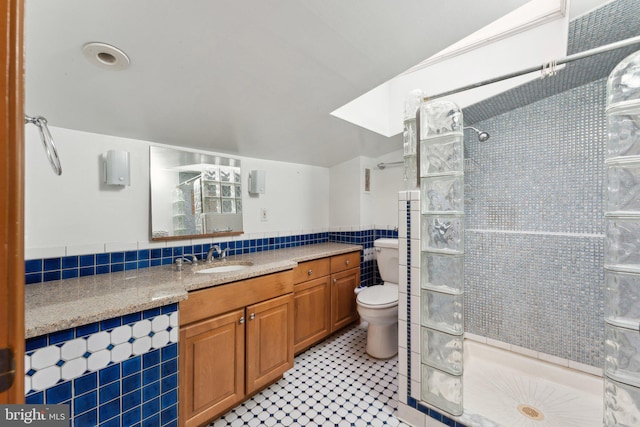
[330,0,570,137]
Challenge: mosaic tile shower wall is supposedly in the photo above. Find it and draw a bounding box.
[463,78,606,367]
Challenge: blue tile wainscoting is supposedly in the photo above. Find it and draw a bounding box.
[24,229,398,290]
[25,304,179,427]
[24,232,331,284]
[329,228,399,288]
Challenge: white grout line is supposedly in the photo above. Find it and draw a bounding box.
[466,229,605,238]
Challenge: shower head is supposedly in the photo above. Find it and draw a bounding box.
[464,126,490,142]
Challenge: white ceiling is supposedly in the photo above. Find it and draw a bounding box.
[26,0,577,167]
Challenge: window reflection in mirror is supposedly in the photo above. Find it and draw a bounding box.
[150,146,243,240]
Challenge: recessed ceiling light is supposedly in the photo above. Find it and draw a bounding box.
[82,42,130,70]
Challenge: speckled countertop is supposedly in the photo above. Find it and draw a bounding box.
[25,243,362,338]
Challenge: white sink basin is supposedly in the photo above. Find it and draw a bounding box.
[196,261,253,274]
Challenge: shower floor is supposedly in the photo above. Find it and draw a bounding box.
[459,340,603,427]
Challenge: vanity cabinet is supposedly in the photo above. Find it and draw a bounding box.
[293,259,331,353]
[179,271,294,427]
[293,251,361,354]
[330,251,361,331]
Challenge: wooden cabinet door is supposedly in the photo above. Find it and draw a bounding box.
[180,309,245,427]
[246,294,294,394]
[293,276,331,353]
[331,268,360,332]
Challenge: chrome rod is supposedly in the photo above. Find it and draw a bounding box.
[424,35,640,101]
[377,161,404,170]
[25,115,62,175]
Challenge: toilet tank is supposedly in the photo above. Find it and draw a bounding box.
[374,238,399,284]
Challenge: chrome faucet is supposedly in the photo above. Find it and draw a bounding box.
[174,256,197,271]
[206,245,229,262]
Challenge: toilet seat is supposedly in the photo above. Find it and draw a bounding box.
[357,284,398,309]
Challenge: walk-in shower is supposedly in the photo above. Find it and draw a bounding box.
[397,13,640,427]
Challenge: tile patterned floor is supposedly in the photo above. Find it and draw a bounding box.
[210,324,411,427]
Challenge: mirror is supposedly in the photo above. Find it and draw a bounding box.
[150,146,243,240]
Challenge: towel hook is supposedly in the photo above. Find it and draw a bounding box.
[25,115,62,175]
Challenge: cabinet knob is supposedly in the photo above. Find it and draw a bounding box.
[249,313,255,320]
[307,269,313,276]
[239,317,245,324]
[333,278,337,284]
[345,260,350,266]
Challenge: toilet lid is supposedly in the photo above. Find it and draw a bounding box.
[357,284,398,307]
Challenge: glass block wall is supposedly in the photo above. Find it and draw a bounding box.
[403,89,423,190]
[604,50,640,426]
[419,99,465,416]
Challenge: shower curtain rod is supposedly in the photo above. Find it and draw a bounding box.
[423,35,640,101]
[377,161,403,170]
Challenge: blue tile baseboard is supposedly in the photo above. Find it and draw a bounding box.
[25,229,398,287]
[25,304,179,427]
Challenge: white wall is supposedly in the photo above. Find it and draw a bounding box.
[25,126,330,258]
[26,126,402,258]
[371,149,405,227]
[328,151,404,230]
[328,157,362,228]
[26,127,151,257]
[241,158,329,234]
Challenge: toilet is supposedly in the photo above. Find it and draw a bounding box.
[356,238,399,359]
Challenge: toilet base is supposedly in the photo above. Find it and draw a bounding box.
[365,322,398,359]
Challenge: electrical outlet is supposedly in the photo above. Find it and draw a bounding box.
[260,208,268,221]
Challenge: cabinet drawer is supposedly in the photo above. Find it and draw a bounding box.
[330,251,360,273]
[291,258,330,283]
[180,270,293,326]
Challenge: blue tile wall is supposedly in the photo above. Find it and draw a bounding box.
[25,305,178,427]
[329,228,398,288]
[25,232,330,285]
[25,229,397,288]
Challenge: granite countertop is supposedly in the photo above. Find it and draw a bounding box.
[25,242,362,338]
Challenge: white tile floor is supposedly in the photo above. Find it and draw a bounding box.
[210,324,412,427]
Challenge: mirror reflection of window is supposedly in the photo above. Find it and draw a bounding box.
[150,146,243,240]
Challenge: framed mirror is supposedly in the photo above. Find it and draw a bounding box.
[150,146,243,240]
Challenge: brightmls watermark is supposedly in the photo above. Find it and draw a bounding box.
[0,405,69,426]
